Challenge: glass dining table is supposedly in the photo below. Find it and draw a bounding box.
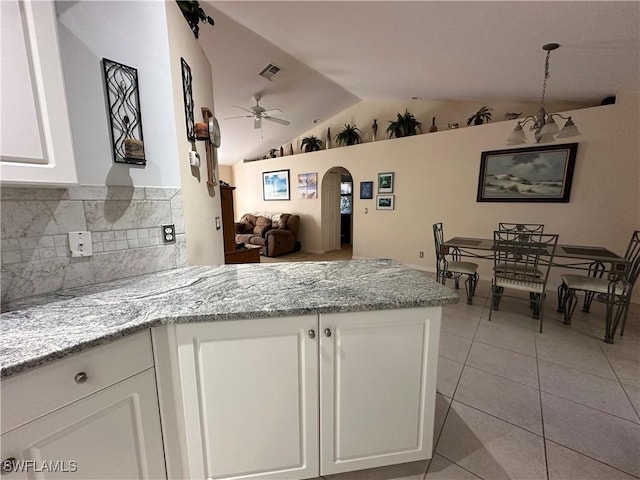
[441,237,627,270]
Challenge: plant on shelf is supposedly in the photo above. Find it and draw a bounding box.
[267,148,278,158]
[300,135,325,152]
[386,110,423,138]
[176,1,215,38]
[467,106,493,125]
[335,124,363,146]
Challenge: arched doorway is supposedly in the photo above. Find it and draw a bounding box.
[321,167,353,255]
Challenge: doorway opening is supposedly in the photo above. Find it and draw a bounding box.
[321,167,353,256]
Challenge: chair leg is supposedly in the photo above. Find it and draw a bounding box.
[536,292,546,333]
[488,284,496,321]
[464,273,478,305]
[563,289,578,325]
[603,295,616,344]
[619,301,631,336]
[582,291,595,313]
[491,285,504,311]
[531,292,542,320]
[557,283,567,312]
[454,273,461,290]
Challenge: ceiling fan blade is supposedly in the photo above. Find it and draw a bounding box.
[254,117,262,129]
[232,105,253,114]
[224,114,252,120]
[264,116,290,126]
[262,108,282,116]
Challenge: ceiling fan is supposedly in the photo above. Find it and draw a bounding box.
[225,94,290,130]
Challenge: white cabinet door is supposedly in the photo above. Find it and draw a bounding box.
[0,368,166,479]
[0,0,77,186]
[172,316,319,480]
[319,307,441,475]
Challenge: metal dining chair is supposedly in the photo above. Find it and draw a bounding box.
[496,223,545,278]
[558,230,640,343]
[433,223,479,305]
[489,229,559,333]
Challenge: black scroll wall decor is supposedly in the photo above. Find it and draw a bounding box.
[181,58,195,142]
[102,58,146,165]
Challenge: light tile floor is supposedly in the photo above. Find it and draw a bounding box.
[322,278,640,480]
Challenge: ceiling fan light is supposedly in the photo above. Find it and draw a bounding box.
[556,117,580,138]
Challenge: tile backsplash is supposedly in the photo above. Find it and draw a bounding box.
[1,185,186,304]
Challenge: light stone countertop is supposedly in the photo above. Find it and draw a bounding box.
[0,259,458,378]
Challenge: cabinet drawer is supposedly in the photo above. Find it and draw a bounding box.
[1,330,154,434]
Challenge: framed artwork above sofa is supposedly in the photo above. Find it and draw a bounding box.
[263,169,290,201]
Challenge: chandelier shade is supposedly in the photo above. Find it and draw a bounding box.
[507,43,581,145]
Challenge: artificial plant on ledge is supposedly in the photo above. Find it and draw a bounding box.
[176,1,214,38]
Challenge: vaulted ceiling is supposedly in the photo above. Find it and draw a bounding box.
[197,1,640,165]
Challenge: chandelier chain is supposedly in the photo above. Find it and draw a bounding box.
[541,49,551,108]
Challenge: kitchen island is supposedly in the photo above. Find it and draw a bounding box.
[1,260,458,479]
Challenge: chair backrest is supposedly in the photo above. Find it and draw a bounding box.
[493,230,559,289]
[433,223,445,260]
[623,230,640,289]
[498,223,544,243]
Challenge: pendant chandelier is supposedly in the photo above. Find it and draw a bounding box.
[507,43,580,145]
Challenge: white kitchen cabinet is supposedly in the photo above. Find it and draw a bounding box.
[0,0,78,186]
[319,308,441,475]
[1,369,166,480]
[1,331,166,479]
[154,307,441,480]
[153,316,319,480]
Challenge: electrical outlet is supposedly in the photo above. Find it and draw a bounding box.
[215,217,221,230]
[419,251,424,258]
[162,224,175,244]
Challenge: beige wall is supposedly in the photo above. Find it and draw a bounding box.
[218,165,234,185]
[233,93,639,287]
[166,2,224,265]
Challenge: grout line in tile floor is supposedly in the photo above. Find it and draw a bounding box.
[534,321,551,480]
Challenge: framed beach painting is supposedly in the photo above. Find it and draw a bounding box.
[476,143,578,202]
[262,169,290,201]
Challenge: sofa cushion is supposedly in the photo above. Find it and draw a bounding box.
[278,214,290,230]
[241,214,257,225]
[236,221,253,234]
[253,216,272,236]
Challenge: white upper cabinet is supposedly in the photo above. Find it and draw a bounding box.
[0,0,78,186]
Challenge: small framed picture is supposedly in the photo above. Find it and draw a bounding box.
[359,181,373,199]
[378,172,394,193]
[376,195,395,210]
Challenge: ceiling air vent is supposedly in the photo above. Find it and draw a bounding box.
[259,63,282,81]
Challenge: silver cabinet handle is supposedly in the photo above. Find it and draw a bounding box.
[308,329,316,339]
[1,458,17,475]
[74,372,88,384]
[324,328,332,337]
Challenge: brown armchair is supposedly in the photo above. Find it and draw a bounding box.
[235,213,300,257]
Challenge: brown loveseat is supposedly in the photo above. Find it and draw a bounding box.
[234,212,300,257]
